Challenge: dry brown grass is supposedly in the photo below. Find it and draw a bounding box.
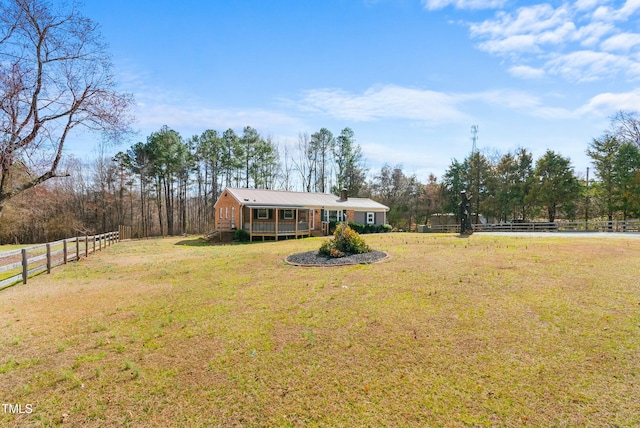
[1,233,639,427]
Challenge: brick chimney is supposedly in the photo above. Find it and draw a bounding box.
[339,188,348,201]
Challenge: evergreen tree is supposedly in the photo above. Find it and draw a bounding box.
[586,134,622,223]
[333,128,367,196]
[528,150,580,222]
[310,128,334,192]
[612,142,640,220]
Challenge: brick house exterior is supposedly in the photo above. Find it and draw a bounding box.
[213,187,389,241]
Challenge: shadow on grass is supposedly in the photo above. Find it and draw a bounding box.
[174,237,245,246]
[174,238,212,247]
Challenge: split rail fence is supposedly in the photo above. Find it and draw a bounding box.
[428,220,640,233]
[0,226,130,291]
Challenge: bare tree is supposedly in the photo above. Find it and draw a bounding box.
[0,0,133,214]
[277,139,295,191]
[610,111,640,147]
[292,132,314,192]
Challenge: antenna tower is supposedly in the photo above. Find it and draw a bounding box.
[471,125,479,154]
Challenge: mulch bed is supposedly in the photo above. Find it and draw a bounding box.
[285,250,389,266]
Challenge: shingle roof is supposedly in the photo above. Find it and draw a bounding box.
[224,188,389,211]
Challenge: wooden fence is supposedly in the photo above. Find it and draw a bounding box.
[428,220,640,233]
[0,230,122,291]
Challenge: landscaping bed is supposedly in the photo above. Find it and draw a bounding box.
[285,249,388,266]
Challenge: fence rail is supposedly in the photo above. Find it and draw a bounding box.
[0,230,121,291]
[428,220,640,234]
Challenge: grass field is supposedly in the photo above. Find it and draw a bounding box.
[1,233,639,427]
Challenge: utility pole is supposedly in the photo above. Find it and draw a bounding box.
[471,125,478,154]
[471,125,480,224]
[585,167,589,230]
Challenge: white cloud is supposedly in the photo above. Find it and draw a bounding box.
[293,84,588,124]
[575,21,616,47]
[508,65,545,79]
[422,0,506,11]
[578,88,640,115]
[546,50,636,81]
[616,0,640,19]
[470,89,543,110]
[460,1,640,82]
[467,89,576,119]
[134,102,301,135]
[297,85,469,123]
[600,32,640,51]
[477,34,540,54]
[470,4,571,40]
[574,0,603,12]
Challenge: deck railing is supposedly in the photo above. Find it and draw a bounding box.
[247,222,310,234]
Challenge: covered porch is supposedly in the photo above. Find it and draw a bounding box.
[244,206,312,241]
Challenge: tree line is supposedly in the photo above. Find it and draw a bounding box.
[0,124,369,242]
[117,125,367,238]
[2,1,640,244]
[437,111,640,225]
[2,110,639,244]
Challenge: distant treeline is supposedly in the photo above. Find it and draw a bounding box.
[1,111,639,244]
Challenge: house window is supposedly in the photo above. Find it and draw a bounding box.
[281,209,295,220]
[366,212,375,225]
[225,207,229,219]
[257,208,268,219]
[324,209,347,222]
[219,207,223,219]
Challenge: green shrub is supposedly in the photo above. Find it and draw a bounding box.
[234,229,250,242]
[319,223,371,258]
[347,222,392,234]
[348,222,365,234]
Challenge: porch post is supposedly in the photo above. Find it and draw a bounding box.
[249,207,253,242]
[295,208,299,238]
[275,208,279,240]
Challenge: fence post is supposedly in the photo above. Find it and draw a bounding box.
[46,243,51,274]
[22,249,28,284]
[63,240,68,264]
[93,235,96,254]
[76,235,79,261]
[85,233,88,257]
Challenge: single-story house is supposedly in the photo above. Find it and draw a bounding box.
[214,187,389,241]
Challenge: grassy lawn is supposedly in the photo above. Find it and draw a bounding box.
[0,244,29,251]
[1,233,639,426]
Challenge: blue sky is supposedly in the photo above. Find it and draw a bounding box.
[73,0,640,182]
